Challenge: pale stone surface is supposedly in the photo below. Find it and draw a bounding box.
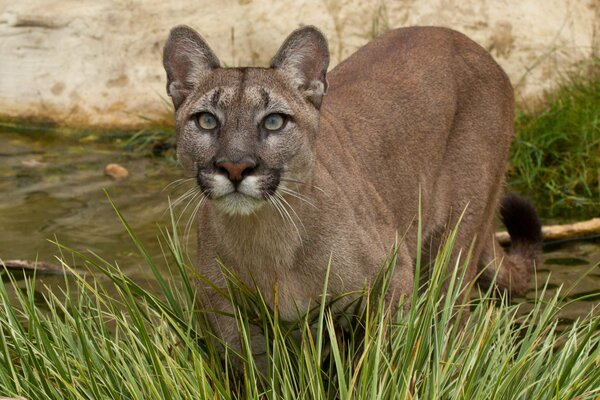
[0,0,597,129]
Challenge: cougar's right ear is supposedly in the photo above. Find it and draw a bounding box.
[163,26,220,109]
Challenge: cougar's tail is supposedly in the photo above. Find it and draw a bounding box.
[479,194,543,296]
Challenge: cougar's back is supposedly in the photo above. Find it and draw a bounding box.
[314,27,514,244]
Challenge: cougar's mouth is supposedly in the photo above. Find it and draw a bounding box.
[196,169,281,216]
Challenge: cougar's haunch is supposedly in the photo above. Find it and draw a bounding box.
[163,24,542,359]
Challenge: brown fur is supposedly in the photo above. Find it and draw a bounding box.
[163,25,542,361]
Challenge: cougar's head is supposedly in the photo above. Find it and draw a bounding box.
[163,25,329,216]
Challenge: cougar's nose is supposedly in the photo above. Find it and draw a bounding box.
[215,158,257,182]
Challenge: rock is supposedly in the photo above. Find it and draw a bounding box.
[104,163,129,180]
[21,159,45,168]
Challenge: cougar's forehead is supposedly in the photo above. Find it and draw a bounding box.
[185,68,297,118]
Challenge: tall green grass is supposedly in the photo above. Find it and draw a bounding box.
[0,205,598,399]
[509,61,600,219]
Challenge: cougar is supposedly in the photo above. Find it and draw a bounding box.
[163,25,542,357]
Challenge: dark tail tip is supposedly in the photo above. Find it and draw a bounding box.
[500,194,543,247]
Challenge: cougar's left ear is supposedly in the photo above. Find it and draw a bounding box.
[270,26,330,109]
[163,25,220,109]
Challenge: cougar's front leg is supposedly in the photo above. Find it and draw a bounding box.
[199,284,269,373]
[385,242,414,313]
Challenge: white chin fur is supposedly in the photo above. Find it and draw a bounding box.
[213,193,265,216]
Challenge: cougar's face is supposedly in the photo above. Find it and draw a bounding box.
[175,68,319,216]
[164,25,329,216]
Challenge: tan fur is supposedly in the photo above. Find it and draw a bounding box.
[163,25,540,361]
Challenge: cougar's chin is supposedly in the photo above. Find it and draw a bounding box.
[213,192,266,216]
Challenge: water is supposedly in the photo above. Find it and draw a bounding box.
[536,239,600,322]
[0,130,183,281]
[0,131,598,320]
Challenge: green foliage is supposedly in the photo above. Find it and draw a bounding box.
[0,206,598,399]
[122,97,177,157]
[369,0,391,40]
[509,61,600,219]
[123,124,176,158]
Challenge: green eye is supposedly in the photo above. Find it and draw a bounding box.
[196,112,218,130]
[263,113,286,131]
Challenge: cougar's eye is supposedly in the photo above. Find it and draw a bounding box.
[195,112,218,130]
[263,113,286,131]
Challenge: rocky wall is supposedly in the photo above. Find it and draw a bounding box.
[0,0,597,129]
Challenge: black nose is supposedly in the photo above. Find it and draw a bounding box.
[215,158,257,182]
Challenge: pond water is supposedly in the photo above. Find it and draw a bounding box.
[0,130,598,321]
[0,130,182,279]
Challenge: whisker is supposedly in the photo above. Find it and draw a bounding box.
[279,177,304,184]
[184,193,208,252]
[275,192,304,245]
[269,195,291,231]
[166,189,199,219]
[280,177,325,193]
[172,186,201,208]
[267,194,287,226]
[162,177,195,192]
[176,190,202,226]
[279,187,317,209]
[161,187,199,219]
[276,192,305,229]
[275,197,300,244]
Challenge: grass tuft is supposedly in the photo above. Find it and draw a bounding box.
[509,60,600,219]
[123,123,176,158]
[0,205,598,399]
